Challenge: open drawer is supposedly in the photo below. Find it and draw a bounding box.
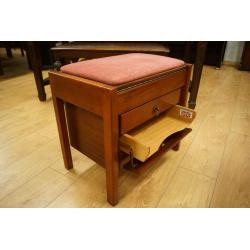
[119,105,196,172]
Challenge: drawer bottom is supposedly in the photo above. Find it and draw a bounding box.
[121,128,191,174]
[119,105,196,174]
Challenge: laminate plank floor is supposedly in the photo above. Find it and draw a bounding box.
[1,50,250,207]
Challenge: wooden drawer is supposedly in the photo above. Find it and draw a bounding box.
[120,105,196,163]
[116,67,187,114]
[120,88,181,134]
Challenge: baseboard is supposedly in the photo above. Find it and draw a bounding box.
[223,60,240,67]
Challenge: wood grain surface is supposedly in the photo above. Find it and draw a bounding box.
[1,49,250,207]
[120,106,196,162]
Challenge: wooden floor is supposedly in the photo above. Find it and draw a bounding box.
[0,50,250,208]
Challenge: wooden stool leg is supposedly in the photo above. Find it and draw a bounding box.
[103,97,119,206]
[105,148,119,206]
[52,97,73,170]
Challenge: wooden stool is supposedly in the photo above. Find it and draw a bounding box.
[49,53,196,206]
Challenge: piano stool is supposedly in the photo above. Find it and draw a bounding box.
[49,53,196,206]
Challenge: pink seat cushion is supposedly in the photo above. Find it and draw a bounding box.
[61,53,185,86]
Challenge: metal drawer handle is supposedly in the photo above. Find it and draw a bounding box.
[153,105,160,116]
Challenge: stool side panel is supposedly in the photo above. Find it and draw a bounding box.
[50,72,107,116]
[65,103,105,166]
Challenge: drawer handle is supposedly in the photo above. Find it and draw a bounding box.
[153,105,160,116]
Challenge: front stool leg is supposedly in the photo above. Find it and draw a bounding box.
[103,125,119,206]
[105,151,119,206]
[52,97,73,170]
[103,97,119,206]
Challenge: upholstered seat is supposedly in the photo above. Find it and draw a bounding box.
[61,53,185,86]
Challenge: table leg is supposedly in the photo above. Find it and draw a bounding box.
[6,46,13,58]
[188,41,207,109]
[184,42,192,62]
[21,48,25,56]
[0,58,3,76]
[27,42,47,101]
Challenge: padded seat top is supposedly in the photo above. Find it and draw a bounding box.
[61,53,185,86]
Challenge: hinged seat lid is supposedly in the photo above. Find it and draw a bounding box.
[61,53,185,86]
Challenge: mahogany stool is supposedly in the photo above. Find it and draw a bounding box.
[49,53,196,206]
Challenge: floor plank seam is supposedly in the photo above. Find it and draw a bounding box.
[0,167,51,205]
[0,133,57,167]
[154,113,209,207]
[2,56,250,208]
[208,137,230,208]
[48,165,79,181]
[229,129,250,137]
[154,77,232,207]
[45,179,78,208]
[180,167,216,180]
[0,146,60,204]
[208,83,241,208]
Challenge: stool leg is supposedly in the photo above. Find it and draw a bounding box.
[52,97,73,170]
[105,147,119,206]
[103,97,119,206]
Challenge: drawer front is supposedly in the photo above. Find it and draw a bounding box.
[116,68,187,114]
[120,88,181,134]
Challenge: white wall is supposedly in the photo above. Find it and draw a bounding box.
[224,41,245,62]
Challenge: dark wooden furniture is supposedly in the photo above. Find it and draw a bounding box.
[0,41,27,76]
[51,41,207,109]
[27,41,57,101]
[49,54,193,205]
[25,41,171,102]
[170,42,207,109]
[0,41,26,57]
[30,42,170,102]
[204,42,227,68]
[168,41,231,107]
[0,58,3,76]
[188,42,207,109]
[0,41,15,59]
[29,41,206,110]
[51,41,170,60]
[240,42,250,71]
[168,41,226,68]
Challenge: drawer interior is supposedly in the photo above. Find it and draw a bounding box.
[119,105,196,171]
